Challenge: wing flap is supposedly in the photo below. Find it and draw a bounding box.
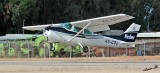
[71,14,134,32]
[87,25,110,32]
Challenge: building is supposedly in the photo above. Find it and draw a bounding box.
[136,32,160,56]
[92,32,160,57]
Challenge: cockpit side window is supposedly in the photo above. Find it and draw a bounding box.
[84,29,93,35]
[71,26,93,35]
[73,26,82,32]
[61,23,94,35]
[63,23,72,30]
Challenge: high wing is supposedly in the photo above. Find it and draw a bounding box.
[22,24,60,31]
[0,34,41,40]
[23,14,134,31]
[71,14,134,32]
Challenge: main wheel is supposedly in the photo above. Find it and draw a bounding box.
[60,48,66,55]
[83,46,88,53]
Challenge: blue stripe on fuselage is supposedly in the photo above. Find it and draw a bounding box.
[48,27,86,38]
[47,27,128,40]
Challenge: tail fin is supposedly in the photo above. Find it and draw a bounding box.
[120,23,141,42]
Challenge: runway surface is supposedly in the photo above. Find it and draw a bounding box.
[0,60,160,73]
[0,60,160,66]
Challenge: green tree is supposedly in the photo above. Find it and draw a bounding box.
[0,0,13,35]
[1,0,160,34]
[10,0,40,33]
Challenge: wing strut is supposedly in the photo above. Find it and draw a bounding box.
[68,22,91,42]
[78,43,83,48]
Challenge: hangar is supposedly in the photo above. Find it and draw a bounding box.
[136,32,160,56]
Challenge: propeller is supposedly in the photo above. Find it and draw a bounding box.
[35,25,52,35]
[45,25,52,31]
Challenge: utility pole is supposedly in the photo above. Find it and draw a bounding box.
[144,42,146,56]
[126,46,128,56]
[23,19,25,34]
[142,39,146,56]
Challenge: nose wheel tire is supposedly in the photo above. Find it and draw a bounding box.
[50,43,55,51]
[60,48,66,55]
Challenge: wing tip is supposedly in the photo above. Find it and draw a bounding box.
[125,14,135,19]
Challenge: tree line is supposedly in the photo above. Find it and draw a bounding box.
[0,0,160,35]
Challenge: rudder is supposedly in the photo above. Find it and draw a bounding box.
[120,23,141,42]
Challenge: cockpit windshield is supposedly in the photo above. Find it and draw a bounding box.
[63,23,72,30]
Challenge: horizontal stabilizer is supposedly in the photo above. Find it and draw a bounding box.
[120,41,143,45]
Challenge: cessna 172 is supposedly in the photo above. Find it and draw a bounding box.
[23,14,141,49]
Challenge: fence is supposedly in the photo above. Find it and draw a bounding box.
[0,40,92,58]
[2,40,159,58]
[0,40,50,58]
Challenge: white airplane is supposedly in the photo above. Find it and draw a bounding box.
[23,14,141,48]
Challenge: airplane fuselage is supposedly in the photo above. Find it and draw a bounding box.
[44,26,133,48]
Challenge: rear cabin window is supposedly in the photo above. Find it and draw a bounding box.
[62,23,94,35]
[84,29,92,35]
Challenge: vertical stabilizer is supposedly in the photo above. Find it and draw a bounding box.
[124,23,141,33]
[120,23,141,42]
